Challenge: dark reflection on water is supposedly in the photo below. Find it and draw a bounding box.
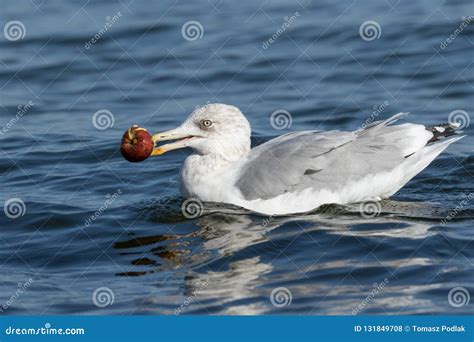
[0,0,472,315]
[108,199,473,315]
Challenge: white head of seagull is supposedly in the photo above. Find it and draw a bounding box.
[152,104,251,162]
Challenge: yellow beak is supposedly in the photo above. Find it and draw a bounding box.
[151,129,193,156]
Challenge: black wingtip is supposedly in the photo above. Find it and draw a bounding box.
[426,123,461,144]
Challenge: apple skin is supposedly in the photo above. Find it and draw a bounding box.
[120,125,154,162]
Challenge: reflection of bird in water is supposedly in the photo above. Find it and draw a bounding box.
[185,256,273,315]
[115,199,452,277]
[113,199,450,314]
[113,209,272,277]
[149,104,463,215]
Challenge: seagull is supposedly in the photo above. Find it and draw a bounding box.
[150,104,463,215]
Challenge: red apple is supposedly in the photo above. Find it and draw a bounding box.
[120,125,154,162]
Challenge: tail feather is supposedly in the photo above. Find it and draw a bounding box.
[382,135,465,198]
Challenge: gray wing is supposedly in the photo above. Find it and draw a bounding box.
[235,114,427,200]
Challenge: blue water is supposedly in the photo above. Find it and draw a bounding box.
[0,0,473,315]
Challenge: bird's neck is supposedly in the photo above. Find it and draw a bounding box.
[180,149,248,200]
[191,139,250,167]
[183,149,247,176]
